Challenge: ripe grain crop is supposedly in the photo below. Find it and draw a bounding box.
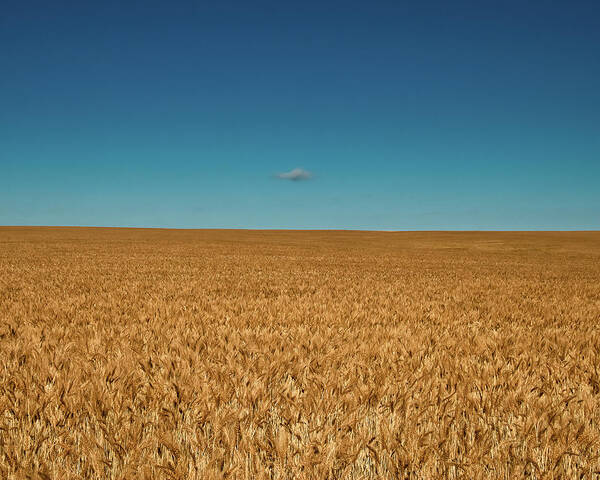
[1,227,599,479]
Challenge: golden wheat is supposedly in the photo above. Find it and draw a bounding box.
[1,227,599,479]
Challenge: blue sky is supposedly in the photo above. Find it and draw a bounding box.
[1,0,599,229]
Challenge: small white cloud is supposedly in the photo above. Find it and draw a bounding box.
[276,168,313,181]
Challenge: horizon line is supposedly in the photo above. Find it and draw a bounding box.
[1,225,599,233]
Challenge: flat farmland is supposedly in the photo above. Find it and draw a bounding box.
[1,227,599,479]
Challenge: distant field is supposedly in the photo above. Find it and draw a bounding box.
[1,227,599,479]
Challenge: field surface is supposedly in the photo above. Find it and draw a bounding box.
[1,227,599,479]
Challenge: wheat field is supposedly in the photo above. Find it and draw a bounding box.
[1,227,599,479]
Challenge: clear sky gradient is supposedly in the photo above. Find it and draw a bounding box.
[2,0,599,229]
